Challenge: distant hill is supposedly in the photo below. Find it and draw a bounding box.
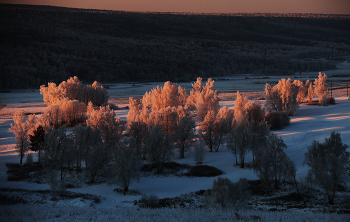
[1,3,349,89]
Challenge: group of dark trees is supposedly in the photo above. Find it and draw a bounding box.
[1,4,350,90]
[206,129,349,208]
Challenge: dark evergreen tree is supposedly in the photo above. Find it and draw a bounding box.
[29,125,45,162]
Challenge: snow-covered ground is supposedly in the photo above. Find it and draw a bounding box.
[1,64,350,220]
[1,96,350,220]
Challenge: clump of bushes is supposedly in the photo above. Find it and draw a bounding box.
[327,97,335,105]
[0,193,27,205]
[204,177,251,209]
[141,162,191,175]
[138,194,159,208]
[185,165,223,177]
[265,111,290,130]
[6,162,43,181]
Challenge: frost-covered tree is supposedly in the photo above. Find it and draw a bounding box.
[234,91,248,118]
[150,81,181,111]
[213,106,234,152]
[136,81,183,114]
[194,139,205,164]
[304,131,349,204]
[178,85,187,106]
[85,81,109,107]
[40,82,66,106]
[72,125,97,171]
[158,106,178,136]
[228,111,251,168]
[197,79,220,121]
[127,81,188,137]
[40,98,86,128]
[59,76,82,101]
[40,76,108,107]
[281,153,300,196]
[175,114,196,158]
[314,72,328,105]
[254,134,288,191]
[244,100,265,123]
[58,98,86,127]
[42,126,73,199]
[187,77,219,121]
[26,114,38,138]
[264,78,300,115]
[146,108,164,129]
[109,137,142,194]
[307,82,314,104]
[127,97,142,126]
[293,80,310,103]
[128,121,148,158]
[187,77,203,107]
[86,105,121,148]
[81,128,107,184]
[41,104,64,129]
[249,121,270,165]
[199,110,217,152]
[9,110,29,164]
[206,177,251,209]
[146,126,173,164]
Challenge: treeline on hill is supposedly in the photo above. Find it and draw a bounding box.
[1,4,350,90]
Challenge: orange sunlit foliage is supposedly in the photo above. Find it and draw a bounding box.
[127,78,220,130]
[9,110,29,164]
[314,72,328,105]
[86,105,121,148]
[40,76,108,107]
[264,78,299,116]
[187,77,220,121]
[127,78,220,158]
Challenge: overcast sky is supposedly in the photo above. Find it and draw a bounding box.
[1,0,350,14]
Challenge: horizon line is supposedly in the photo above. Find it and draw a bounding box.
[2,3,350,17]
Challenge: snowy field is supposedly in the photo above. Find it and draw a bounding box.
[1,64,350,221]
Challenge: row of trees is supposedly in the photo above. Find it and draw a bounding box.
[125,77,299,194]
[10,77,113,165]
[264,72,329,116]
[127,78,219,161]
[9,75,348,201]
[207,130,349,208]
[40,76,108,107]
[40,125,141,199]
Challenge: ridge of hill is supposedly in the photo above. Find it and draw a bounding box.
[1,3,349,90]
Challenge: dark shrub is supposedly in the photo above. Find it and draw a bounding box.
[141,162,190,175]
[138,194,159,208]
[185,165,223,177]
[205,177,251,209]
[0,193,27,205]
[265,111,290,130]
[6,162,43,181]
[327,97,335,105]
